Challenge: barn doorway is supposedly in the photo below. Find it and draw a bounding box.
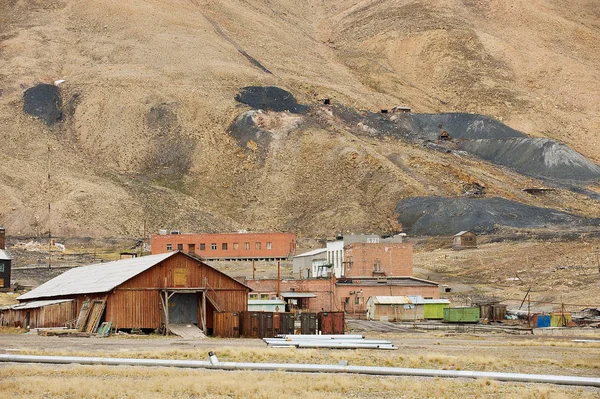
[168,293,198,324]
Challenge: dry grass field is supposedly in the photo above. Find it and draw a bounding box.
[1,331,599,398]
[413,237,600,308]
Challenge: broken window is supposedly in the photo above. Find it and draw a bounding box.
[222,243,228,250]
[255,242,261,250]
[244,242,250,250]
[200,243,206,250]
[233,242,239,250]
[177,244,183,251]
[188,244,195,254]
[266,242,272,250]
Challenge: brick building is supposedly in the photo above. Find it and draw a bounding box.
[243,276,439,314]
[151,232,296,261]
[343,242,413,277]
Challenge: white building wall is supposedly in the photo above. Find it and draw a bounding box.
[326,240,344,277]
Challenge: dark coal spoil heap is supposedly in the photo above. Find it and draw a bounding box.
[396,196,597,236]
[235,86,308,114]
[459,138,600,183]
[402,113,526,140]
[23,84,62,125]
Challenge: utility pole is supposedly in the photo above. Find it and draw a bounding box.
[47,144,52,270]
[277,261,281,299]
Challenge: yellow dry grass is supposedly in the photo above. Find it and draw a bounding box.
[0,364,596,399]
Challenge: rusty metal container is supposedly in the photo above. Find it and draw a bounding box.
[318,312,345,335]
[240,311,274,338]
[274,312,295,335]
[213,312,240,338]
[300,312,317,335]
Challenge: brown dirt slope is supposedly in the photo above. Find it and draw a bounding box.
[0,0,598,237]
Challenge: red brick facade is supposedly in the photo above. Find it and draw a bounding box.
[344,243,413,277]
[151,232,296,260]
[244,277,439,313]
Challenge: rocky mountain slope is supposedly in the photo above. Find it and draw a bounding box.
[0,0,598,237]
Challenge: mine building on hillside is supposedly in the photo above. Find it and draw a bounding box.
[453,230,478,250]
[0,227,11,290]
[2,252,250,333]
[151,231,296,261]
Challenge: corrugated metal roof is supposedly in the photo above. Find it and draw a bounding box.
[368,296,412,305]
[336,277,438,287]
[368,296,430,305]
[422,299,450,304]
[248,299,286,305]
[454,230,472,236]
[0,249,11,260]
[9,299,73,310]
[293,248,327,258]
[17,252,176,301]
[280,292,317,298]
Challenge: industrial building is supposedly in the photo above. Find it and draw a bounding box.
[3,252,250,334]
[151,231,296,261]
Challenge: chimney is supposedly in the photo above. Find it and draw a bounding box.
[0,227,4,250]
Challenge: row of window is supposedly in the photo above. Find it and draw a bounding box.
[166,242,274,252]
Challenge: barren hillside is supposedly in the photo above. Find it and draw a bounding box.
[0,0,598,237]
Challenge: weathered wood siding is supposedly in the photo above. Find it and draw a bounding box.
[104,253,248,329]
[1,301,76,329]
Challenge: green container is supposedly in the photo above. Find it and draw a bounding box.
[443,307,480,323]
[424,303,449,319]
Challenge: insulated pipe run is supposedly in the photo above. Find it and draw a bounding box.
[1,354,599,387]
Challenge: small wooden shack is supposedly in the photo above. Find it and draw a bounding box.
[366,296,425,322]
[453,231,477,250]
[12,251,251,333]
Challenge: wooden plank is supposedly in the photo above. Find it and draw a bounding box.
[75,300,92,332]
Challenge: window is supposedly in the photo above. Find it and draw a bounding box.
[255,242,261,250]
[188,244,195,254]
[177,244,183,251]
[0,263,4,273]
[166,244,172,251]
[373,259,381,272]
[249,293,258,300]
[222,243,228,250]
[260,293,269,300]
[233,242,239,250]
[244,242,250,250]
[211,243,217,250]
[266,242,272,250]
[200,243,206,250]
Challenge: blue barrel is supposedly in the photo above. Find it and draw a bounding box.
[536,315,551,328]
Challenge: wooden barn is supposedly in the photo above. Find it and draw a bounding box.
[13,252,251,334]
